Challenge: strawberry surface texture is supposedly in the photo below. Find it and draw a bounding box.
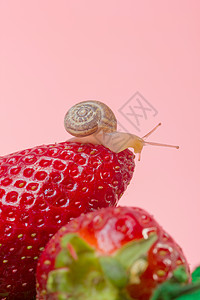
[36,206,190,300]
[0,142,135,299]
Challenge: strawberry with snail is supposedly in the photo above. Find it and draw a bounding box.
[0,100,178,299]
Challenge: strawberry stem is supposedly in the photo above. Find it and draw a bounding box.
[46,233,157,300]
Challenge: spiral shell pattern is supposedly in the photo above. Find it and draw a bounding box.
[64,100,117,137]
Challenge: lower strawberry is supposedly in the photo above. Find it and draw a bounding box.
[36,206,190,300]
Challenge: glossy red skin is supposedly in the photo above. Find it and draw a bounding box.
[0,142,135,300]
[37,206,190,300]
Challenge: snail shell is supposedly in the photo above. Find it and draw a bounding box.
[64,100,117,137]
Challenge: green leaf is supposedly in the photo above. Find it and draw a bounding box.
[192,266,200,283]
[48,232,156,300]
[55,233,94,268]
[47,233,129,300]
[55,249,73,268]
[61,233,94,254]
[150,266,200,300]
[99,256,128,288]
[151,282,200,300]
[115,233,157,270]
[174,266,200,300]
[173,266,188,283]
[47,268,71,293]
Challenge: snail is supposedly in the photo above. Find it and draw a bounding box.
[64,100,179,159]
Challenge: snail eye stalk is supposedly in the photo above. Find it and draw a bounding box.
[142,123,162,139]
[142,123,179,150]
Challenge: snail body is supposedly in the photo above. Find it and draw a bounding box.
[65,101,179,157]
[68,131,144,153]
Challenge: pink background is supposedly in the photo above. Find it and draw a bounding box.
[0,1,200,270]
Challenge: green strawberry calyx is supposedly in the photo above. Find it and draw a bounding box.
[151,266,200,300]
[46,233,157,300]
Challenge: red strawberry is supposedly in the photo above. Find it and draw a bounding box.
[36,206,190,300]
[0,142,135,299]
